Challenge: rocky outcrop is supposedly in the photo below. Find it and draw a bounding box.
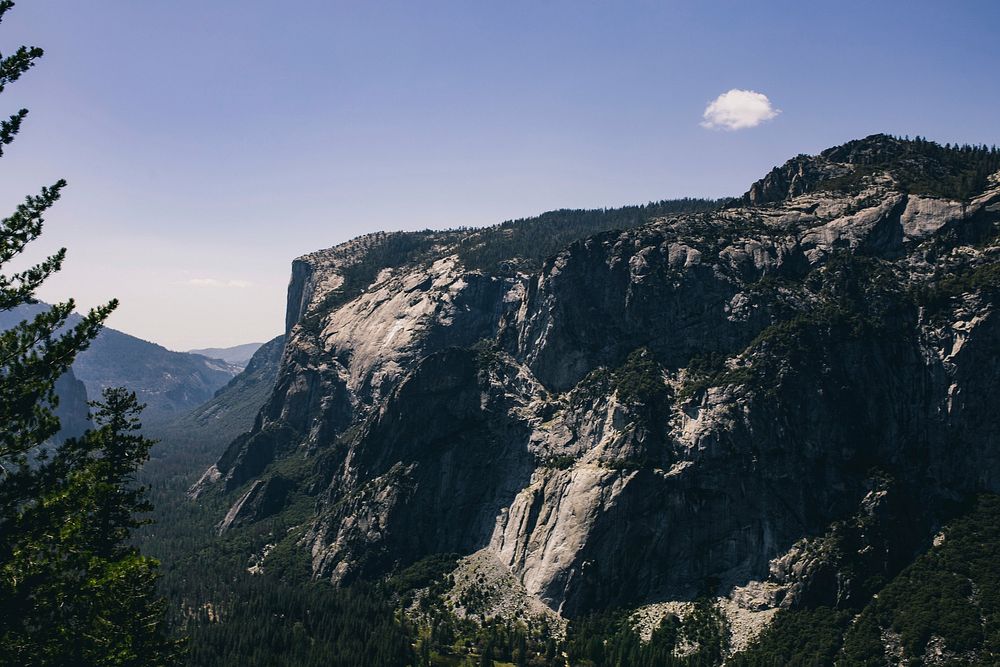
[198,135,1000,620]
[205,251,517,493]
[218,474,294,533]
[52,367,91,442]
[741,154,854,206]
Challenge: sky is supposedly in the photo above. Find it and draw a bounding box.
[1,0,998,350]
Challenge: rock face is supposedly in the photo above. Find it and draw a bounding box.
[199,135,1000,618]
[52,367,91,442]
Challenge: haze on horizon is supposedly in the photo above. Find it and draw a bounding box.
[0,0,997,350]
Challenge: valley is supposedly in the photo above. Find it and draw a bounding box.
[132,136,1000,665]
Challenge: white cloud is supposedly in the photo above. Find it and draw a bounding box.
[186,278,253,288]
[701,89,780,131]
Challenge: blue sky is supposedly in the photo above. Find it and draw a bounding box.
[2,0,998,349]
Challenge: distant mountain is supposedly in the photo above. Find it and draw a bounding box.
[75,327,241,423]
[0,304,242,423]
[145,335,285,481]
[188,342,264,369]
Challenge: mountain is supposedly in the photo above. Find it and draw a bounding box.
[184,336,285,442]
[188,342,265,369]
[145,335,285,475]
[0,304,242,423]
[74,326,241,422]
[191,135,1000,663]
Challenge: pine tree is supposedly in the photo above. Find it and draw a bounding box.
[0,2,176,664]
[51,388,177,665]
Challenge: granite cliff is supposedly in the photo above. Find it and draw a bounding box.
[196,135,1000,638]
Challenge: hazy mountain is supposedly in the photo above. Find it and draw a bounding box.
[187,342,265,369]
[188,135,1000,663]
[146,335,285,475]
[0,303,241,423]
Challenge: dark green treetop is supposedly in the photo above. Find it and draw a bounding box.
[0,2,176,664]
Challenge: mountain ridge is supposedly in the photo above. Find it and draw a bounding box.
[188,342,265,369]
[0,303,242,422]
[192,134,1000,662]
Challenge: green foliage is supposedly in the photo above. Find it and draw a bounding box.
[564,598,727,667]
[748,299,875,362]
[85,390,159,551]
[838,494,1000,664]
[142,335,284,475]
[819,134,1000,200]
[139,468,415,667]
[676,255,904,402]
[910,261,1000,316]
[675,251,916,400]
[411,608,558,666]
[387,553,459,596]
[137,393,417,667]
[612,348,668,408]
[472,338,502,373]
[261,527,313,581]
[2,389,178,665]
[728,607,852,667]
[733,495,1000,665]
[182,579,413,667]
[540,455,576,470]
[455,199,726,275]
[297,199,726,336]
[0,7,175,664]
[327,232,451,310]
[604,349,672,467]
[567,367,612,408]
[677,351,755,401]
[727,253,906,396]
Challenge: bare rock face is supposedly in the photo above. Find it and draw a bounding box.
[197,135,1000,619]
[52,367,91,442]
[741,153,853,206]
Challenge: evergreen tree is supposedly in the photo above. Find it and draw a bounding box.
[0,2,175,664]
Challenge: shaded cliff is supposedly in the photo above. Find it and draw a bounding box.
[197,135,1000,629]
[51,367,91,442]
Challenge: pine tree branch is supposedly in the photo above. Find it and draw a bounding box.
[0,44,43,94]
[0,1,14,26]
[0,181,67,268]
[0,108,27,157]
